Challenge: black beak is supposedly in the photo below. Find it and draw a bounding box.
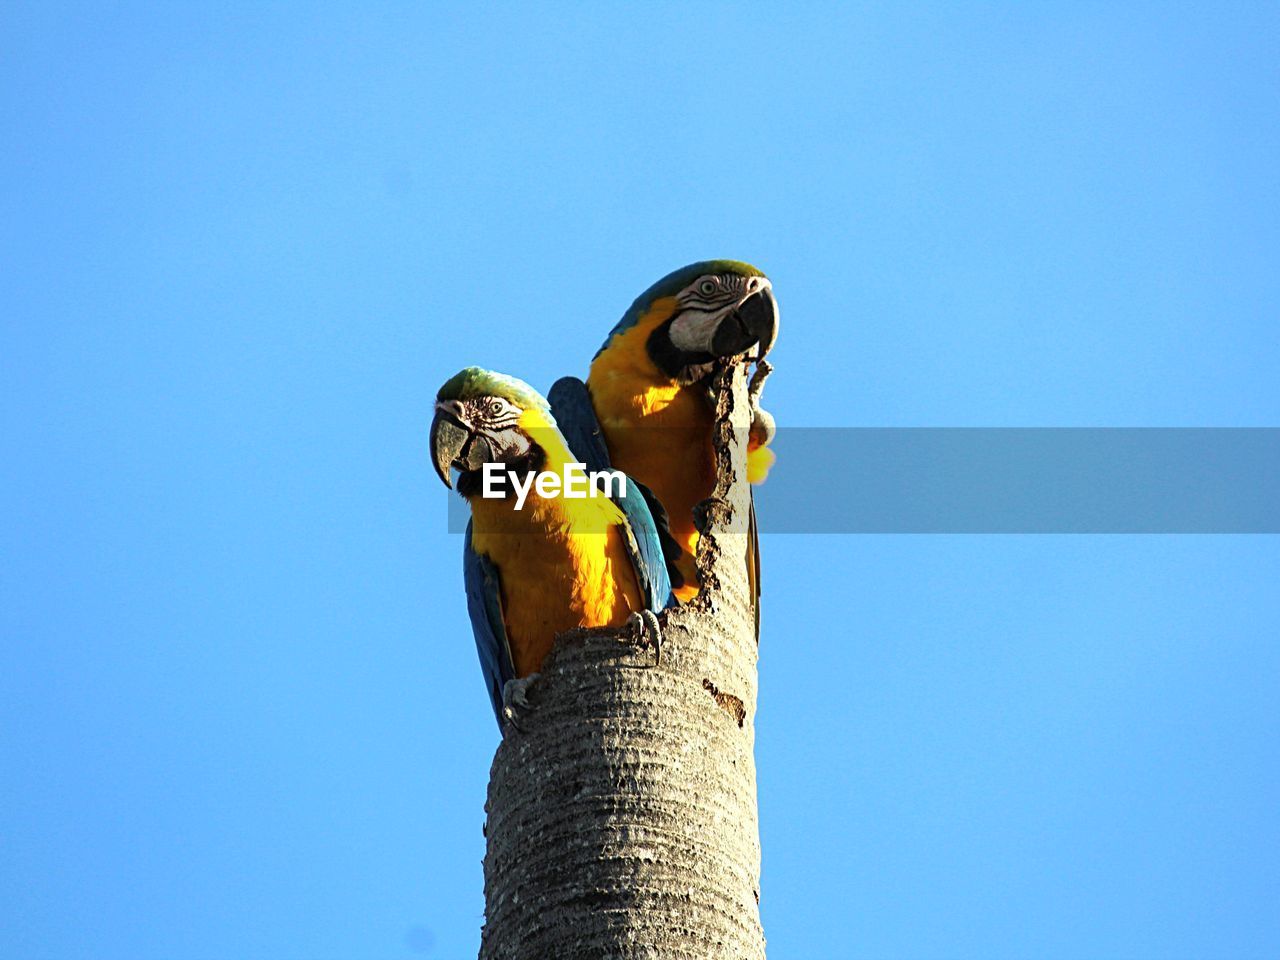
[711,288,779,360]
[429,410,471,489]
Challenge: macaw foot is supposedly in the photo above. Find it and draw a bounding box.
[500,673,539,734]
[627,609,663,667]
[748,357,773,407]
[747,359,776,449]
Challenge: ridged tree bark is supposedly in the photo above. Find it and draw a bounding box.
[479,361,765,960]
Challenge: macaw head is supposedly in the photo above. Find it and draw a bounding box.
[430,366,555,491]
[599,260,779,384]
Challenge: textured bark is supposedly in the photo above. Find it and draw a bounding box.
[479,361,765,960]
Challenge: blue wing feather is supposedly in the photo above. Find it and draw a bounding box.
[549,376,677,609]
[616,476,677,611]
[462,520,515,728]
[547,376,613,475]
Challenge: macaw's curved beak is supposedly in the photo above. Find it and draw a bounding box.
[431,405,497,488]
[430,409,470,489]
[712,286,779,361]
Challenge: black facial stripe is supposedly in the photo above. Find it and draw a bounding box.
[474,411,521,430]
[683,293,737,310]
[684,275,747,306]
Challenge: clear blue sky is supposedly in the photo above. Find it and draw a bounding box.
[3,3,1277,958]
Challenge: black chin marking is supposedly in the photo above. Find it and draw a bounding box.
[456,447,545,499]
[647,323,714,382]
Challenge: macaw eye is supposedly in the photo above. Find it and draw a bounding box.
[698,279,717,296]
[486,399,506,416]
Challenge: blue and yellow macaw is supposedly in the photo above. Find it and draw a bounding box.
[553,261,779,604]
[430,366,673,728]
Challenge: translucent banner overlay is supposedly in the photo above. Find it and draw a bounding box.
[444,429,1280,534]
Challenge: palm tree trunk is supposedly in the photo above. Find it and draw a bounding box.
[479,361,765,959]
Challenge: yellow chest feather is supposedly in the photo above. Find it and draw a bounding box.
[468,488,642,677]
[590,346,715,600]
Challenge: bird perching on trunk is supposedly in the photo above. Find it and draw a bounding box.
[479,361,769,960]
[558,260,779,605]
[429,366,673,729]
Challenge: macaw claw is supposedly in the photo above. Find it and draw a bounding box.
[500,673,540,734]
[627,609,663,666]
[747,359,776,448]
[748,358,773,407]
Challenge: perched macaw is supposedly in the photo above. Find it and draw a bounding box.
[430,366,673,728]
[560,261,779,605]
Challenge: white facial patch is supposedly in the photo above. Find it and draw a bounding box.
[668,308,730,353]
